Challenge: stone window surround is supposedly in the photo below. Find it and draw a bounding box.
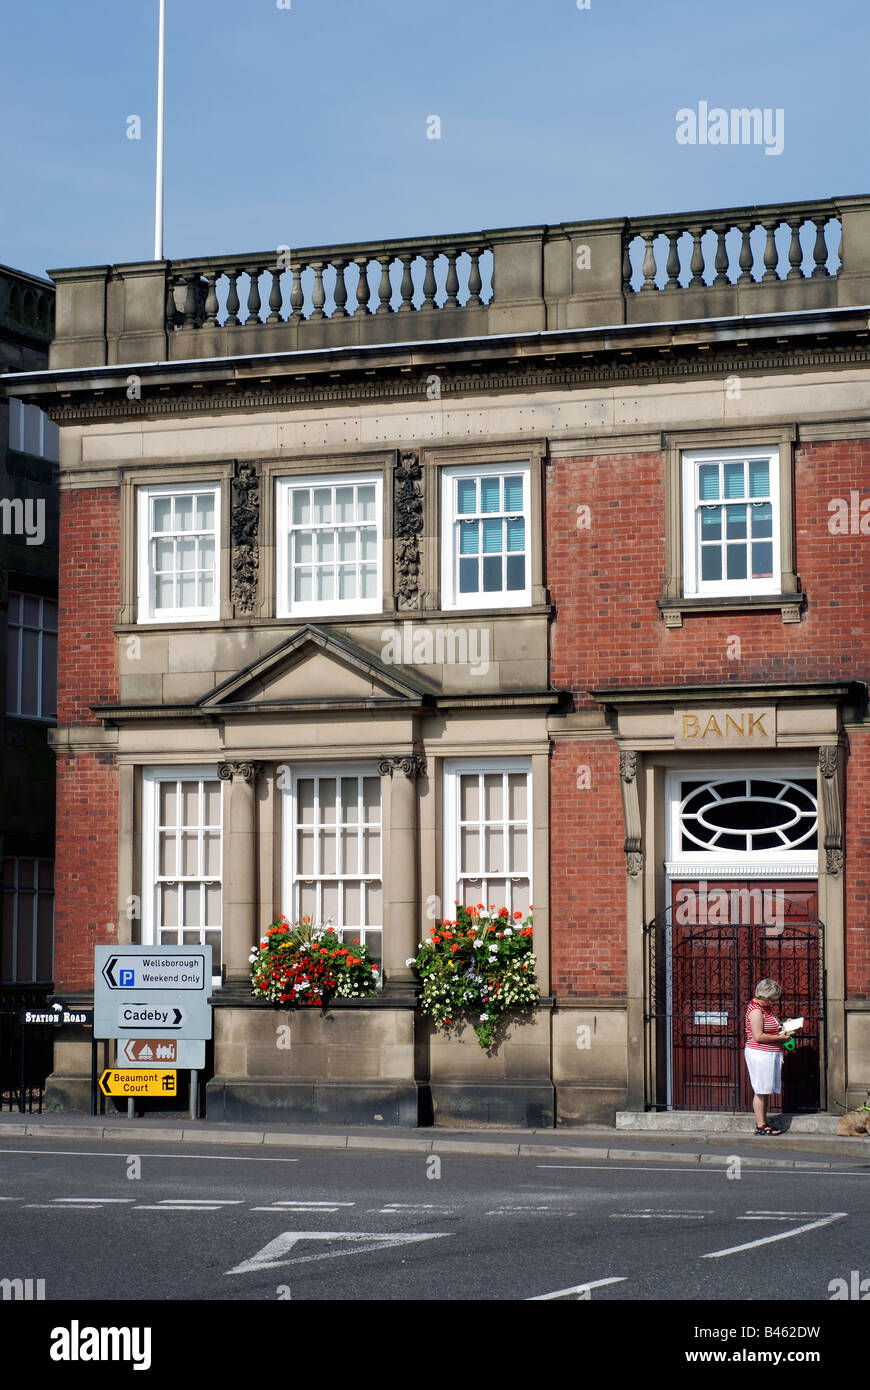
[117,441,549,627]
[135,481,222,624]
[273,470,384,621]
[659,424,801,627]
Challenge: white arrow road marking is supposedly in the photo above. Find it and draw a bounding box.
[225,1229,453,1275]
[528,1277,627,1300]
[702,1212,847,1259]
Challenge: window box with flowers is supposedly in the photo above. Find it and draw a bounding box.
[408,904,538,1048]
[249,916,379,1004]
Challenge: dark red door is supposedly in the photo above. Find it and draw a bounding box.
[670,881,822,1112]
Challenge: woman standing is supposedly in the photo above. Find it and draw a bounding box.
[745,979,788,1135]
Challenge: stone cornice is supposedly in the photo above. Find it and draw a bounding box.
[8,308,870,422]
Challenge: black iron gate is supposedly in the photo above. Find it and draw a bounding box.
[0,987,55,1112]
[646,899,825,1112]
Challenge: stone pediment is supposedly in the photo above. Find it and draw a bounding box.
[199,624,431,712]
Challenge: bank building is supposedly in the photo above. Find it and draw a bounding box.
[5,194,869,1125]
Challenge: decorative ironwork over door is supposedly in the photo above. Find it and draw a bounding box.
[646,882,825,1112]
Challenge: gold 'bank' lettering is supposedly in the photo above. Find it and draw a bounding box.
[682,715,700,739]
[702,715,724,738]
[725,713,746,736]
[749,712,768,736]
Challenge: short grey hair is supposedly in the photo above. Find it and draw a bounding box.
[754,978,782,1001]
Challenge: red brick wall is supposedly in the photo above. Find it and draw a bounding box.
[55,486,120,991]
[547,442,870,996]
[550,741,626,996]
[54,753,118,992]
[57,486,120,725]
[845,730,870,1000]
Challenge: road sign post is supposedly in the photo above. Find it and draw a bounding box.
[94,947,212,1121]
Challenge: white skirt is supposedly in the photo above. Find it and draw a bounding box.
[744,1046,782,1096]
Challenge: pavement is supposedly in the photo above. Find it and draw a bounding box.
[2,1108,869,1168]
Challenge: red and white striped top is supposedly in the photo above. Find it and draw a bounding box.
[745,999,782,1052]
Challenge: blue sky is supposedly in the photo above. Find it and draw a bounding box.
[1,0,867,279]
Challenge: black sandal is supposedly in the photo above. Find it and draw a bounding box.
[754,1124,782,1136]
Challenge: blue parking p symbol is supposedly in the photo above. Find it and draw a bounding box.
[120,969,135,987]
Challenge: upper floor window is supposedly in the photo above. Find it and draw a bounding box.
[137,485,220,623]
[8,399,59,463]
[681,447,780,598]
[276,473,382,619]
[441,463,530,609]
[6,592,57,719]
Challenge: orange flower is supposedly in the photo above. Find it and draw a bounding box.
[513,910,522,920]
[451,943,461,952]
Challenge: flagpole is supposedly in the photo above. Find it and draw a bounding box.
[154,0,166,260]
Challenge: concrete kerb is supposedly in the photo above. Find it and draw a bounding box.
[0,1117,862,1169]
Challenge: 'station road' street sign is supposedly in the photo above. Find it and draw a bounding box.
[99,1069,177,1098]
[117,1038,205,1069]
[18,999,93,1027]
[93,946,212,1041]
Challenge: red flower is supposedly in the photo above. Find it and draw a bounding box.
[513,910,522,920]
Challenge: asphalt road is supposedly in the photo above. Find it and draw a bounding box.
[1,1136,869,1305]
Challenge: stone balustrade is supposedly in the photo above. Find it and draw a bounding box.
[45,195,870,369]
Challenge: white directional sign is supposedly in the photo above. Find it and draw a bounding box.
[117,1037,205,1069]
[93,946,212,1041]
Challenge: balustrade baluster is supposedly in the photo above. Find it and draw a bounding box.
[622,238,632,293]
[738,225,754,283]
[354,257,372,315]
[422,254,437,309]
[311,262,326,319]
[376,256,393,314]
[689,227,705,287]
[333,260,349,317]
[762,223,780,281]
[467,249,483,306]
[641,234,658,291]
[225,270,241,327]
[202,272,219,329]
[812,219,830,278]
[267,268,284,323]
[787,221,804,280]
[166,279,179,330]
[289,263,305,319]
[713,227,729,285]
[183,274,200,329]
[665,233,681,289]
[444,250,459,307]
[398,256,415,312]
[245,268,263,325]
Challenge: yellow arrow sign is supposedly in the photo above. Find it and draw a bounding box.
[99,1068,177,1097]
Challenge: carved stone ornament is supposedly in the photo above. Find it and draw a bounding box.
[826,848,844,877]
[619,750,638,782]
[230,460,260,614]
[394,451,423,610]
[218,761,262,782]
[376,754,427,779]
[626,850,643,877]
[818,745,838,779]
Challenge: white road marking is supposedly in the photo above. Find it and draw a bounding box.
[538,1164,870,1177]
[250,1200,355,1213]
[133,1203,224,1211]
[226,1229,453,1275]
[742,1210,834,1216]
[486,1205,553,1215]
[23,1203,104,1210]
[610,1213,707,1220]
[528,1277,627,1300]
[0,1148,300,1164]
[702,1212,847,1259]
[53,1198,136,1204]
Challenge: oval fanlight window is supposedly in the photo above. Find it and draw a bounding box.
[679,776,818,853]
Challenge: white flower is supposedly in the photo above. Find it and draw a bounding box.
[503,927,513,936]
[489,944,498,953]
[474,938,484,948]
[480,1013,489,1021]
[405,958,416,967]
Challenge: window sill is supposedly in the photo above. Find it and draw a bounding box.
[657,593,804,628]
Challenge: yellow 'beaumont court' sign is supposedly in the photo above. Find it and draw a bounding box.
[675,707,776,748]
[99,1069,177,1097]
